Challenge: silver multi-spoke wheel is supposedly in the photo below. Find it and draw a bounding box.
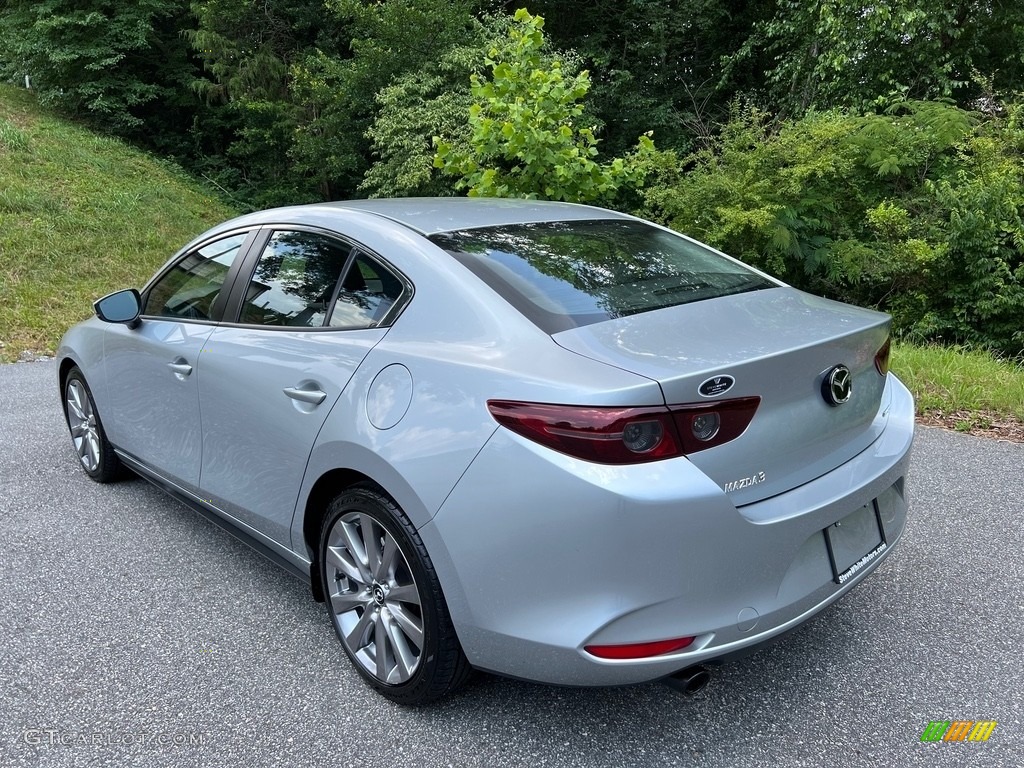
[63,368,119,483]
[320,487,470,703]
[325,511,425,685]
[66,378,101,472]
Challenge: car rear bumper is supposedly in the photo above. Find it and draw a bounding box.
[420,374,914,686]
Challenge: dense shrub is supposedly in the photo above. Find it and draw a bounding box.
[434,9,653,205]
[636,100,1024,356]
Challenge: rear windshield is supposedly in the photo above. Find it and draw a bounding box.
[430,219,776,333]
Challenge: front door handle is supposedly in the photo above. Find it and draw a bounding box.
[167,360,193,377]
[283,386,327,406]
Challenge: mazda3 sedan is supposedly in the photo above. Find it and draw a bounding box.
[58,198,914,704]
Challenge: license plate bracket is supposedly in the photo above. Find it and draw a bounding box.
[824,502,887,585]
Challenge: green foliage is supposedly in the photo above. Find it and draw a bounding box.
[359,17,511,198]
[892,341,1024,420]
[434,9,654,204]
[0,0,196,134]
[526,0,775,156]
[727,0,1024,115]
[916,111,1024,353]
[186,0,343,206]
[288,0,483,200]
[3,0,1024,358]
[360,13,592,198]
[0,117,29,151]
[638,104,860,277]
[359,65,471,199]
[637,98,1024,355]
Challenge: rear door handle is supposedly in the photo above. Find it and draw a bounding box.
[167,360,193,377]
[283,386,327,406]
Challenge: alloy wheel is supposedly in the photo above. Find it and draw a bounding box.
[66,379,101,472]
[324,511,425,685]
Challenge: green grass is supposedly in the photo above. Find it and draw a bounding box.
[892,341,1024,424]
[0,85,237,361]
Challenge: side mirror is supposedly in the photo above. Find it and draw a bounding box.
[94,289,141,328]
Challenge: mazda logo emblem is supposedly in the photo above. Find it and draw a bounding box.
[823,365,852,406]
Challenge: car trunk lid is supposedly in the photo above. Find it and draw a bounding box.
[552,287,892,505]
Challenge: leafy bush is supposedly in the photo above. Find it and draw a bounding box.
[359,15,515,199]
[434,9,653,205]
[636,99,1024,356]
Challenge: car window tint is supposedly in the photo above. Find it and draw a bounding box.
[239,231,352,328]
[430,220,776,333]
[328,252,404,328]
[144,233,247,320]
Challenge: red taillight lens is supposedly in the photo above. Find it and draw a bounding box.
[874,337,891,376]
[585,636,695,659]
[670,397,761,455]
[487,397,760,465]
[486,401,682,464]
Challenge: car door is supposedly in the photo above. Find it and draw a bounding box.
[100,231,254,491]
[196,229,408,545]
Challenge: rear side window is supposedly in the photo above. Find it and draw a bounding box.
[238,232,406,329]
[328,252,405,328]
[430,220,776,333]
[239,231,351,327]
[144,233,247,320]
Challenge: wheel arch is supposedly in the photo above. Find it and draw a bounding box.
[302,468,389,602]
[58,356,79,401]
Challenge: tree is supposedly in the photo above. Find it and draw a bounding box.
[288,0,485,200]
[725,0,1024,116]
[359,17,509,198]
[635,97,1024,354]
[522,0,775,155]
[434,9,654,204]
[186,0,348,206]
[0,0,197,137]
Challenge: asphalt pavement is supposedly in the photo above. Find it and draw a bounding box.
[1,360,1020,767]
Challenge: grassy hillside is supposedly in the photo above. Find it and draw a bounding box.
[0,84,236,362]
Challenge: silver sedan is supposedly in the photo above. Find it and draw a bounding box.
[57,198,914,704]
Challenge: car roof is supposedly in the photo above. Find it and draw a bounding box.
[245,197,635,236]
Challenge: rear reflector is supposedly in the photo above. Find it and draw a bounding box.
[585,636,695,659]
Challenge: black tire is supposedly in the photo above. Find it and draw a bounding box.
[62,366,121,483]
[319,484,471,705]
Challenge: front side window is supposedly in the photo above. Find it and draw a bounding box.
[144,233,248,320]
[239,231,352,327]
[430,220,777,333]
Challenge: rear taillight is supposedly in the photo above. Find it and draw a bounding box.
[486,401,681,464]
[487,397,760,465]
[671,398,761,455]
[874,337,891,376]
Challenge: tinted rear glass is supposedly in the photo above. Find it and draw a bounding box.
[430,219,776,333]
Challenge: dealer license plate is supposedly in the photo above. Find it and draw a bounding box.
[824,503,887,585]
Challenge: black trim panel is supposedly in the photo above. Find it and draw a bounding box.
[115,450,311,586]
